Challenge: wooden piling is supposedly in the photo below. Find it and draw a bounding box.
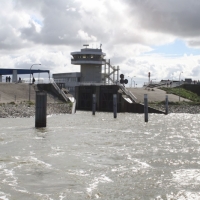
[144,94,148,122]
[113,94,117,118]
[35,91,47,128]
[92,94,96,115]
[165,95,168,115]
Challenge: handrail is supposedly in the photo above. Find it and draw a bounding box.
[50,79,68,102]
[118,84,137,102]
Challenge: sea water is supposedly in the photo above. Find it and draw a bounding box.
[0,111,200,200]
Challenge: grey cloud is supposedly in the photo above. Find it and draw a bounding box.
[187,40,200,48]
[2,0,200,52]
[18,0,82,46]
[192,65,200,76]
[109,56,127,66]
[126,0,200,38]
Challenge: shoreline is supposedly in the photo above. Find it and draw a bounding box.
[149,104,200,114]
[0,102,72,118]
[1,102,200,118]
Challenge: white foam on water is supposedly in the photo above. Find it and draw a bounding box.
[28,156,52,169]
[127,156,152,169]
[14,186,29,194]
[0,191,10,200]
[111,165,131,174]
[166,190,200,200]
[121,129,133,133]
[14,156,52,169]
[86,174,113,197]
[34,136,45,140]
[59,192,66,200]
[0,163,6,170]
[2,169,18,187]
[48,146,65,157]
[172,169,200,186]
[68,169,90,177]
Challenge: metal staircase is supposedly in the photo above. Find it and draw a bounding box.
[104,60,120,84]
[50,79,69,102]
[118,84,137,103]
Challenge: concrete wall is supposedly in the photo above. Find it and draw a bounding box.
[81,65,102,83]
[75,85,165,113]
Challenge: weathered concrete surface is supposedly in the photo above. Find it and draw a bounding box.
[0,83,58,103]
[127,87,190,103]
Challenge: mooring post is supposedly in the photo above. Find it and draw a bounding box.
[92,94,96,115]
[35,91,47,128]
[165,95,168,115]
[113,94,117,118]
[144,94,148,122]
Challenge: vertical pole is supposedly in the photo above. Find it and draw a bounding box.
[92,94,96,115]
[117,66,119,83]
[144,94,148,122]
[29,73,31,101]
[108,59,110,84]
[113,66,115,83]
[35,91,47,128]
[113,94,117,118]
[165,95,168,115]
[104,62,106,85]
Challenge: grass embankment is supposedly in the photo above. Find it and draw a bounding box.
[158,87,200,105]
[148,87,200,109]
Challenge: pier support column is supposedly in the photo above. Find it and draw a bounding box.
[113,94,117,118]
[12,69,17,83]
[144,94,148,122]
[35,91,47,128]
[92,94,96,115]
[165,95,168,115]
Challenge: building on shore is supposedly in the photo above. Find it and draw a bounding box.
[52,44,120,95]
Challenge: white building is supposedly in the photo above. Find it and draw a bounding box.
[53,45,119,95]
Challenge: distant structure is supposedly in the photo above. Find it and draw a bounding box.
[71,44,106,83]
[0,68,49,83]
[53,44,120,95]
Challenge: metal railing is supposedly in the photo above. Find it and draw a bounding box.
[49,79,68,102]
[118,84,137,102]
[36,78,137,103]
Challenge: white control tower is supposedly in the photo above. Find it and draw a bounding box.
[71,44,106,83]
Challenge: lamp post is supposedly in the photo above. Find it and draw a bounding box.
[151,79,156,83]
[132,80,135,88]
[179,71,183,102]
[128,76,136,87]
[29,64,41,101]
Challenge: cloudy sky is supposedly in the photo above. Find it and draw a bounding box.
[1,0,200,86]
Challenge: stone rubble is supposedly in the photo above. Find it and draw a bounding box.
[150,104,200,114]
[0,102,72,118]
[1,102,200,118]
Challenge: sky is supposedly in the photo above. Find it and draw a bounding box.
[1,0,200,86]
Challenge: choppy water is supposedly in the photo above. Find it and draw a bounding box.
[1,112,200,200]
